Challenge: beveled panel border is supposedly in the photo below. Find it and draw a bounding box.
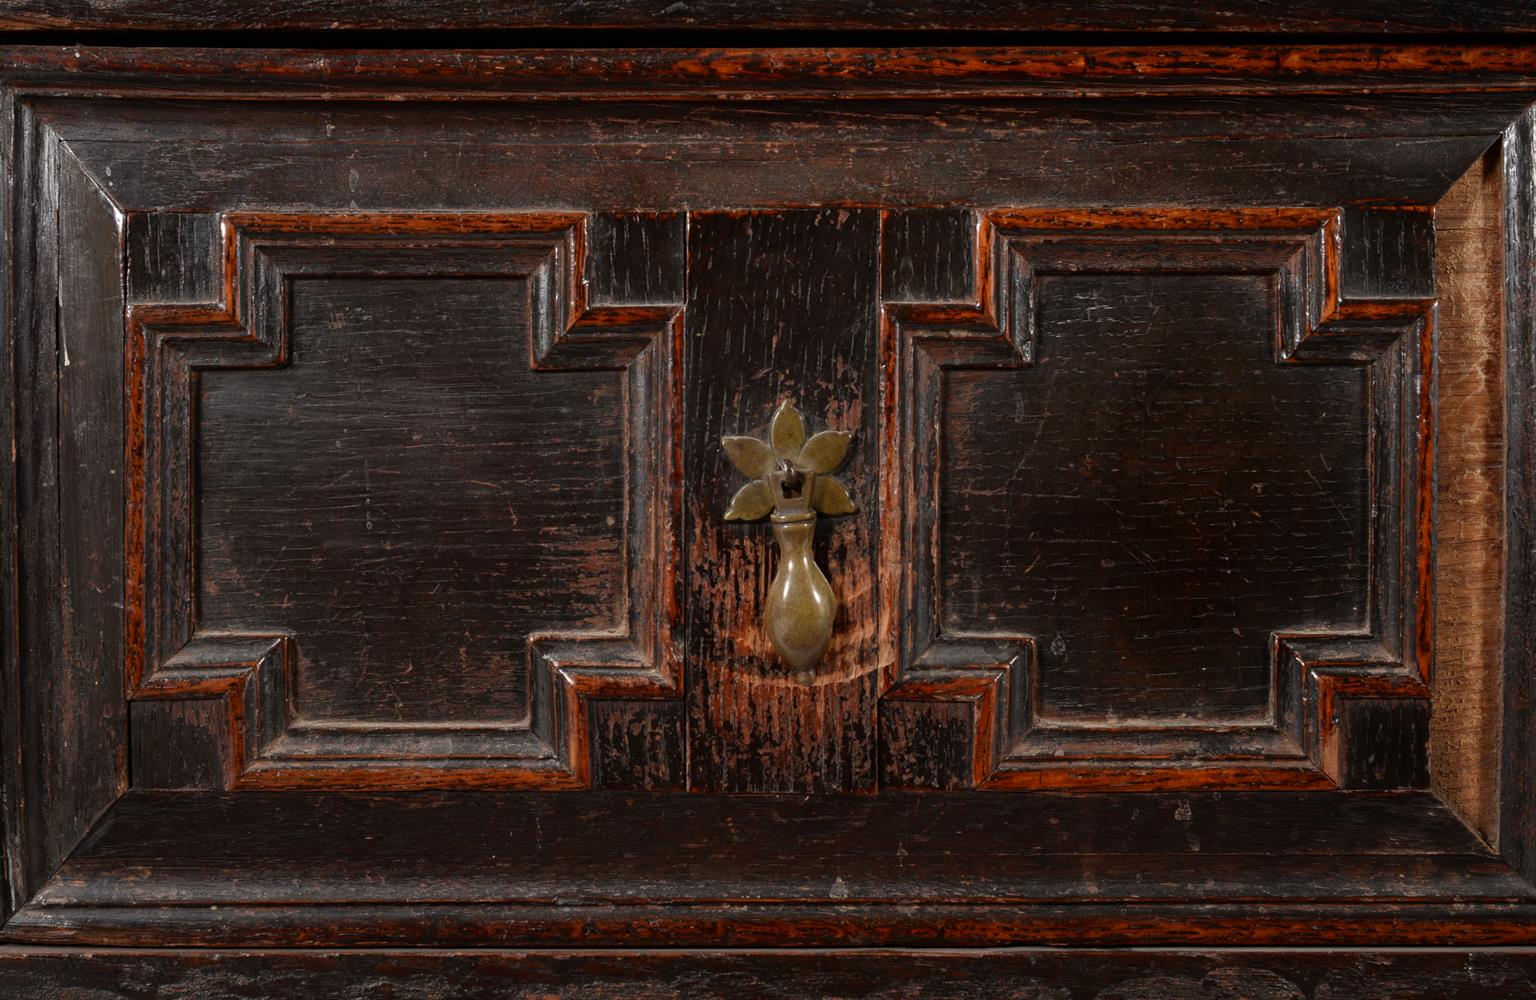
[124,212,683,790]
[2,48,1534,950]
[878,208,1434,791]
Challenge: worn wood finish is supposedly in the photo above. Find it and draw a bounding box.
[34,98,1515,214]
[13,948,1536,998]
[1,42,1535,990]
[880,208,1435,790]
[1432,147,1505,841]
[3,4,1536,33]
[200,274,624,725]
[15,46,1536,98]
[7,948,1536,999]
[120,212,684,791]
[685,209,882,793]
[1,106,129,922]
[9,791,1535,948]
[1502,103,1536,886]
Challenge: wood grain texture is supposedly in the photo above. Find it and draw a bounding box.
[1502,103,1536,885]
[1,44,1533,966]
[39,97,1510,216]
[880,209,1435,791]
[5,948,1536,1000]
[8,790,1533,948]
[200,276,624,725]
[0,119,128,919]
[125,212,219,306]
[13,46,1536,100]
[124,212,683,790]
[945,272,1363,720]
[3,1,1536,32]
[53,132,128,878]
[685,209,882,792]
[1432,146,1505,843]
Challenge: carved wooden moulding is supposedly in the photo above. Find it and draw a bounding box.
[0,47,1532,959]
[124,212,685,791]
[878,207,1435,793]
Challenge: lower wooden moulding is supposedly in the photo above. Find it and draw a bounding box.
[3,947,1536,998]
[2,790,1533,952]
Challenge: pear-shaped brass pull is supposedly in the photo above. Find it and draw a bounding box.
[722,401,855,676]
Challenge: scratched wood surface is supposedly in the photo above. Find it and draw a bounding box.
[9,790,1531,948]
[10,948,1536,999]
[198,277,624,726]
[33,95,1524,212]
[684,209,882,793]
[1500,105,1536,888]
[2,1,1535,32]
[941,271,1369,724]
[1,43,1535,992]
[1431,148,1505,843]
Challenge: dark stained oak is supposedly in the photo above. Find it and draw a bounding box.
[120,212,684,792]
[877,208,1434,791]
[5,948,1536,1000]
[685,209,883,793]
[2,41,1536,995]
[198,277,625,725]
[942,272,1367,723]
[35,97,1513,212]
[8,791,1533,949]
[1502,104,1536,887]
[2,3,1536,33]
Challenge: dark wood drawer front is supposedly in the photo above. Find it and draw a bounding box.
[51,94,1456,796]
[4,47,1535,969]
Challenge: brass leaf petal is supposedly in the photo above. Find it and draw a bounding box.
[721,435,773,479]
[724,479,776,521]
[770,400,806,458]
[811,475,855,516]
[797,430,851,474]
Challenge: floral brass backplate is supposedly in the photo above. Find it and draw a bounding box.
[721,401,855,677]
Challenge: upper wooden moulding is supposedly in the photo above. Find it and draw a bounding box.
[2,0,1535,33]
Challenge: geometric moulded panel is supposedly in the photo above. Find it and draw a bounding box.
[126,213,683,789]
[880,208,1434,791]
[3,51,1534,960]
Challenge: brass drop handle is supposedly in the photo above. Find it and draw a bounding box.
[722,401,855,676]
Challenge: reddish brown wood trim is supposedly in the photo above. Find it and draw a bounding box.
[879,208,1435,791]
[4,946,1536,999]
[123,211,683,790]
[12,903,1536,949]
[2,0,1535,34]
[8,46,1536,98]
